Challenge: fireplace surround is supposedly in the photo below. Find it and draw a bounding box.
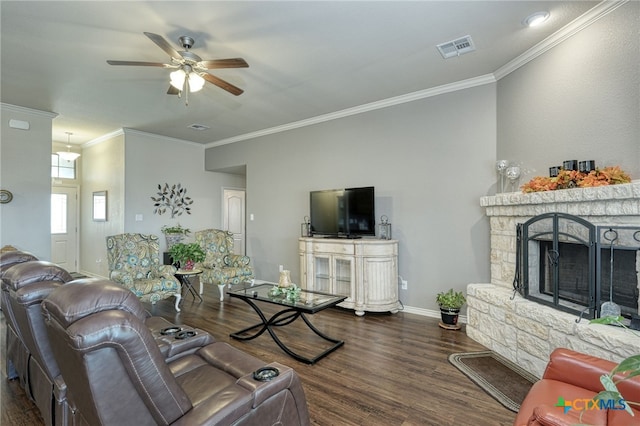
[466,181,640,377]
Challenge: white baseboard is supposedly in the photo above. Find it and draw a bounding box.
[401,305,468,324]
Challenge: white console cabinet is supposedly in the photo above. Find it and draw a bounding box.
[299,238,399,316]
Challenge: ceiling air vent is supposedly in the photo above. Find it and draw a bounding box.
[188,123,210,131]
[437,35,475,59]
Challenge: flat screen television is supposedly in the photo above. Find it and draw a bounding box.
[309,186,375,238]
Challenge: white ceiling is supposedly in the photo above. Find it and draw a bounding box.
[0,1,599,146]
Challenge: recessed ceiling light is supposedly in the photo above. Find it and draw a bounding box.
[523,11,550,27]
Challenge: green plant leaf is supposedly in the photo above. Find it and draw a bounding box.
[589,315,625,325]
[600,375,618,392]
[612,355,640,378]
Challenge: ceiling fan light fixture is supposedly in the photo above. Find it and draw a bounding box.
[57,132,80,161]
[188,73,205,92]
[170,69,186,91]
[523,11,550,27]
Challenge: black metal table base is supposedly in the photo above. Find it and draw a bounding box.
[176,275,203,303]
[230,298,344,364]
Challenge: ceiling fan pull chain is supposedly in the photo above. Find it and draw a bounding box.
[185,77,190,106]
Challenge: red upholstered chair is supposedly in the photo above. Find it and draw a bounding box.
[515,348,640,426]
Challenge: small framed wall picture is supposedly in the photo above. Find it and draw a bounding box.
[92,190,107,221]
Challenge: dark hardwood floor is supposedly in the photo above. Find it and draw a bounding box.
[1,283,516,425]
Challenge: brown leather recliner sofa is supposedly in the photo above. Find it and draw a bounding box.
[2,259,75,426]
[2,259,216,426]
[515,348,640,426]
[0,249,39,382]
[42,279,310,426]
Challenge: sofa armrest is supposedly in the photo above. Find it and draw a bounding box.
[542,348,617,393]
[236,362,297,408]
[527,404,607,426]
[160,328,215,362]
[53,374,67,401]
[154,264,177,278]
[109,270,133,286]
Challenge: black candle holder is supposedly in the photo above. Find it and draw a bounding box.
[562,160,578,171]
[579,160,596,173]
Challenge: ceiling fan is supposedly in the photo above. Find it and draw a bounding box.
[107,32,248,101]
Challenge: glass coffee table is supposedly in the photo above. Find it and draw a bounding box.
[227,283,347,364]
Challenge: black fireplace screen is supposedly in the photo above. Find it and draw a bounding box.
[514,212,640,320]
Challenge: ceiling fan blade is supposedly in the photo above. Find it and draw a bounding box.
[167,85,180,95]
[107,60,169,67]
[144,32,182,59]
[198,58,249,70]
[201,73,244,96]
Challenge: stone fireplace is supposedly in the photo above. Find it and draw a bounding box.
[466,181,640,378]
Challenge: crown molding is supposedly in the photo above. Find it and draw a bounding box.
[494,0,628,80]
[82,128,124,148]
[122,128,204,148]
[206,74,496,148]
[1,102,58,119]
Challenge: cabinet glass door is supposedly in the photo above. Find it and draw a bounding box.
[314,256,331,293]
[334,258,352,296]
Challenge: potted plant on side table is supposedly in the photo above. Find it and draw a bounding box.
[436,288,466,330]
[168,242,205,271]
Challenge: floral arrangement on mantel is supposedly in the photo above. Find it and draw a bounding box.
[521,166,632,193]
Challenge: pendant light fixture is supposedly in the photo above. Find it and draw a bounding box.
[57,132,80,161]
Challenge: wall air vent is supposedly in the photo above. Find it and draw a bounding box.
[188,123,210,131]
[437,35,476,59]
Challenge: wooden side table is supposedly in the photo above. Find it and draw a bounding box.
[175,269,203,303]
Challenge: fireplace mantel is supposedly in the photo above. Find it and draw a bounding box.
[466,181,640,377]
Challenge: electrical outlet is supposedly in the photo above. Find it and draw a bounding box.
[401,279,408,290]
[279,264,283,272]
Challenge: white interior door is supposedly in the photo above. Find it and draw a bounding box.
[51,186,78,271]
[223,188,246,255]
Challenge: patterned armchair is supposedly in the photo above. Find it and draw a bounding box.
[106,233,181,311]
[194,229,254,301]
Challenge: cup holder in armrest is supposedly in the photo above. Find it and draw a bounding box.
[160,326,182,335]
[253,366,280,382]
[175,330,197,340]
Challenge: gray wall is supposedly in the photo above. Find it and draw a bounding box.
[205,84,497,313]
[0,104,56,259]
[79,132,125,276]
[203,3,640,313]
[79,129,246,277]
[123,130,246,249]
[497,2,639,183]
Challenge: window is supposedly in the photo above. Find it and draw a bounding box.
[51,154,76,179]
[51,193,67,234]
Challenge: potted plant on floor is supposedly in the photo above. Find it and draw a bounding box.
[168,242,205,271]
[161,223,191,249]
[436,288,466,330]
